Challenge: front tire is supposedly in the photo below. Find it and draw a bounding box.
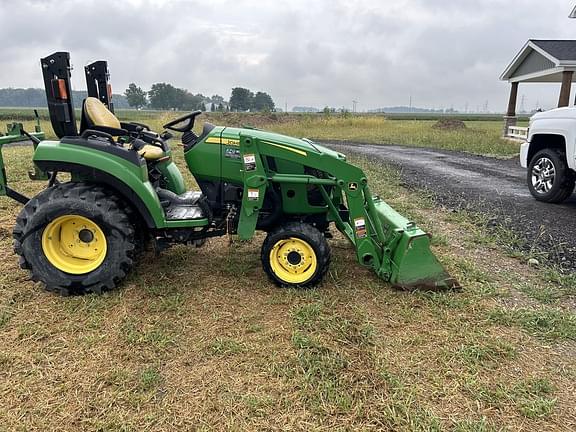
[261,222,330,288]
[13,182,136,296]
[527,149,575,203]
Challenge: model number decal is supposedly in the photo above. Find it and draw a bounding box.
[222,138,240,146]
[225,148,241,160]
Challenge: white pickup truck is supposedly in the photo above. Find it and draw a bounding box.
[520,107,576,203]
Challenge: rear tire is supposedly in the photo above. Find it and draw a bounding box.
[261,222,330,288]
[527,149,575,203]
[13,182,136,296]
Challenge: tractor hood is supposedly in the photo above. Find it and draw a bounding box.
[220,127,346,161]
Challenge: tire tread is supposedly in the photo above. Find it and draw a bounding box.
[261,221,331,289]
[13,182,136,296]
[528,149,575,203]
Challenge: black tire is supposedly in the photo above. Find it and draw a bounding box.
[13,182,136,296]
[261,222,330,288]
[527,149,575,203]
[128,208,150,258]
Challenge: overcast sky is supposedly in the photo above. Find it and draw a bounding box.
[0,0,575,112]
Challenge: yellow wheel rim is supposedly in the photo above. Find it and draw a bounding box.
[41,215,107,274]
[269,237,317,284]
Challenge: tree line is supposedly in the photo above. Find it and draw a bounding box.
[0,88,130,108]
[125,84,275,112]
[0,85,276,113]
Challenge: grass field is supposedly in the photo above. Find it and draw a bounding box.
[1,109,523,157]
[0,111,574,430]
[269,116,520,157]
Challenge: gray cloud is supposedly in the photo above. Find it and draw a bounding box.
[0,0,574,111]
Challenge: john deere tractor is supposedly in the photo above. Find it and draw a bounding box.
[0,52,458,295]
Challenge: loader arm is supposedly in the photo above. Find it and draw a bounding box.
[236,134,458,290]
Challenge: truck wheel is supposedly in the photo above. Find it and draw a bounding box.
[13,182,136,296]
[527,149,575,203]
[261,222,330,288]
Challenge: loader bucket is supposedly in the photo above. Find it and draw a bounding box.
[372,198,459,291]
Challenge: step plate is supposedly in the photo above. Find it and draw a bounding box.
[165,205,204,221]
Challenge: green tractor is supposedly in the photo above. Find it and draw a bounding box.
[0,52,458,295]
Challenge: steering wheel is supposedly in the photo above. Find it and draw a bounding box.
[162,111,202,133]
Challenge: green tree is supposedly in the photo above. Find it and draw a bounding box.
[124,83,147,109]
[148,84,205,111]
[211,94,225,105]
[229,87,253,111]
[148,83,179,110]
[252,91,275,112]
[180,91,205,111]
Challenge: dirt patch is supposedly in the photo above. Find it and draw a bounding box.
[432,118,467,130]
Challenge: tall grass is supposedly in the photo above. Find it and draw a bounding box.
[0,108,521,156]
[267,116,521,157]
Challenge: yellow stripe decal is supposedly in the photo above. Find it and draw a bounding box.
[265,142,307,157]
[204,136,240,146]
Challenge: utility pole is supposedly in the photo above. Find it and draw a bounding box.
[285,100,288,113]
[409,95,412,112]
[520,94,526,113]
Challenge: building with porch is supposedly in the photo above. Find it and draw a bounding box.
[500,39,576,137]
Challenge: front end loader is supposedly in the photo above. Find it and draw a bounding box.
[0,52,458,295]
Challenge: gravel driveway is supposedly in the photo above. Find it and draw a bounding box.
[325,142,576,271]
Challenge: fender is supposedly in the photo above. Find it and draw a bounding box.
[155,157,187,195]
[33,140,166,228]
[526,116,576,170]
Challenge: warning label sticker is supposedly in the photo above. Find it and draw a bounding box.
[354,218,367,238]
[248,188,260,201]
[243,154,256,171]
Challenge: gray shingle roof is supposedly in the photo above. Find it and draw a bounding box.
[531,40,576,62]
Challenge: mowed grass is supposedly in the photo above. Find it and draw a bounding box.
[1,108,522,157]
[0,122,575,430]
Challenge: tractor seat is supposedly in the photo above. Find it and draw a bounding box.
[82,97,165,161]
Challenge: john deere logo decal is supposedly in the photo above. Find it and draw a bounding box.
[348,182,358,191]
